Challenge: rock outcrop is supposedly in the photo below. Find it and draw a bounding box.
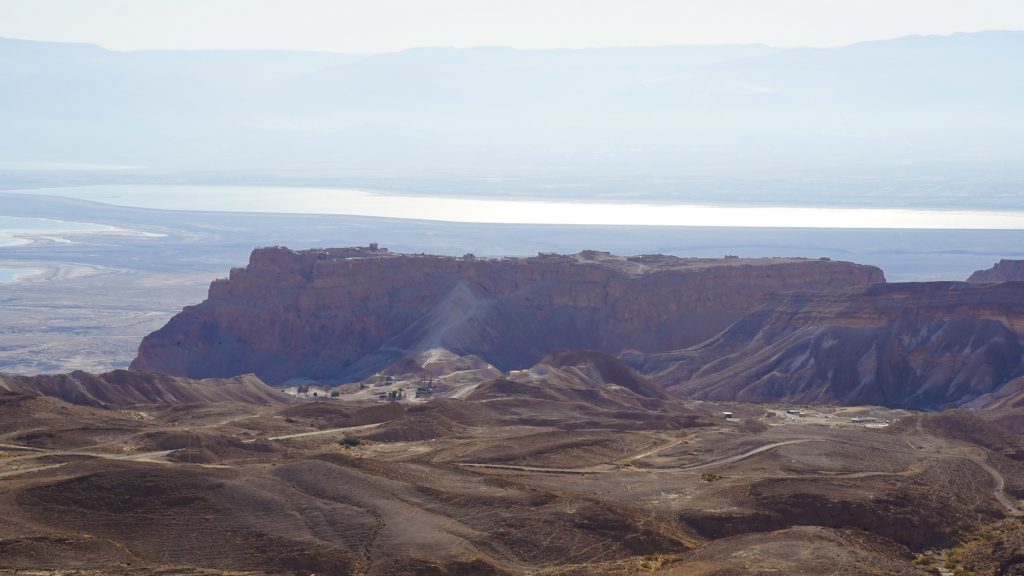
[967,259,1024,282]
[131,246,883,384]
[633,282,1024,409]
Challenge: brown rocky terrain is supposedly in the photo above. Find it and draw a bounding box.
[630,281,1024,409]
[887,410,1024,462]
[7,246,1024,574]
[938,518,1024,576]
[965,377,1024,434]
[131,246,883,384]
[968,259,1024,282]
[1,359,1019,575]
[0,369,286,408]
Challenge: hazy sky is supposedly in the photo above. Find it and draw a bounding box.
[2,0,1024,52]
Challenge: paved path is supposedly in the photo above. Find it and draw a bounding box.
[460,438,815,475]
[674,439,814,472]
[0,442,45,452]
[0,462,67,478]
[459,462,605,474]
[961,453,1022,516]
[261,422,385,441]
[0,449,175,478]
[460,434,1022,516]
[615,437,685,466]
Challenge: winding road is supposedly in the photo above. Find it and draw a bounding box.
[457,435,1023,516]
[458,438,816,475]
[260,422,385,441]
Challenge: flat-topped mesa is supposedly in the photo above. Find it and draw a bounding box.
[132,246,883,384]
[967,259,1024,283]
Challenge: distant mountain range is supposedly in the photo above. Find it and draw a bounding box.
[3,32,1023,201]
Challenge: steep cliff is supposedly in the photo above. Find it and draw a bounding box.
[635,282,1024,408]
[131,246,883,384]
[967,259,1024,282]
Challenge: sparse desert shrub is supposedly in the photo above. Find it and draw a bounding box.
[700,472,722,482]
[639,555,666,571]
[340,436,362,447]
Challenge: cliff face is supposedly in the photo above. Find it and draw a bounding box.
[131,246,883,384]
[967,259,1024,282]
[640,282,1024,409]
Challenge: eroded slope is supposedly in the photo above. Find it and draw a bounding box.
[634,282,1024,409]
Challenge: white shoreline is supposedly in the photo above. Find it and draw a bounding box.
[0,267,43,284]
[11,184,1024,230]
[0,215,164,247]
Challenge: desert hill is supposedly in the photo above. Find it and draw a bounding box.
[457,350,706,432]
[964,377,1024,434]
[4,335,1023,573]
[538,349,667,400]
[887,410,1024,461]
[2,380,1015,574]
[352,351,711,441]
[132,246,882,384]
[0,369,285,408]
[631,281,1024,409]
[966,377,1024,413]
[0,391,147,446]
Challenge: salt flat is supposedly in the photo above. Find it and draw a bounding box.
[12,184,1024,229]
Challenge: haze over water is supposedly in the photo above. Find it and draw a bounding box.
[16,186,1024,230]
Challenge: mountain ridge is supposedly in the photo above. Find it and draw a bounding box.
[0,369,285,408]
[4,30,1022,182]
[633,281,1024,409]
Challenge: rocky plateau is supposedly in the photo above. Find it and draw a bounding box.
[131,246,883,384]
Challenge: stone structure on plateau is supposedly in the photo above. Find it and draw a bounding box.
[131,246,883,384]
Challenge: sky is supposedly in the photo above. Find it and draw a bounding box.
[2,0,1024,52]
